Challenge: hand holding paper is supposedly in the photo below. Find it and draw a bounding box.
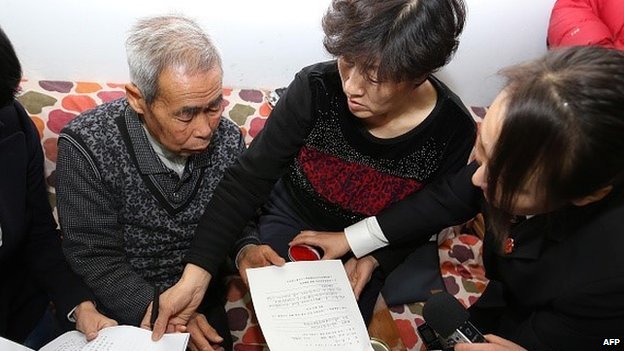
[246,260,373,351]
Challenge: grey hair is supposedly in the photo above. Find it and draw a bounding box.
[126,14,222,104]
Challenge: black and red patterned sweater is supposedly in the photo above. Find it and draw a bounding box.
[187,61,476,276]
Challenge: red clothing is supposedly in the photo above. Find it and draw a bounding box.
[548,0,624,50]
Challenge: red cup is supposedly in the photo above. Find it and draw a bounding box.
[288,244,322,261]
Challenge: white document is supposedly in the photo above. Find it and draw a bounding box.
[26,325,189,351]
[0,336,34,351]
[246,260,373,351]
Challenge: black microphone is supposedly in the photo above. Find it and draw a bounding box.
[422,292,487,348]
[416,322,445,351]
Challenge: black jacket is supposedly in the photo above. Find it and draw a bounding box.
[377,162,624,350]
[0,101,92,342]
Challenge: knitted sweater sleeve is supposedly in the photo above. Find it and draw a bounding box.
[57,134,152,325]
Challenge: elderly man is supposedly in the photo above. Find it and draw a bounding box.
[56,15,244,351]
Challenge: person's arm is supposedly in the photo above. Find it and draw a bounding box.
[229,223,284,284]
[185,68,316,275]
[16,102,92,319]
[13,101,116,338]
[231,219,262,266]
[56,135,153,325]
[291,162,482,260]
[371,241,432,277]
[377,161,481,244]
[548,0,617,49]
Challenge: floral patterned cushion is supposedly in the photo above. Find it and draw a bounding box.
[16,79,489,351]
[388,225,488,350]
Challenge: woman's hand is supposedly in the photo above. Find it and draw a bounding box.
[343,256,379,300]
[289,230,351,259]
[237,244,286,285]
[454,334,527,351]
[73,301,117,341]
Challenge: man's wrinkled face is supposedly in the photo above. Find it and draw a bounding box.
[140,66,224,156]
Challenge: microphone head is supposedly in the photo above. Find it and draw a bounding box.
[422,292,470,338]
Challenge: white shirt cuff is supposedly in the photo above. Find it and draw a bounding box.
[344,216,389,258]
[67,305,78,323]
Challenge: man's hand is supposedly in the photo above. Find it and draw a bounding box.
[343,256,379,300]
[73,301,118,341]
[141,264,211,341]
[454,334,527,351]
[183,313,225,351]
[237,244,285,285]
[289,230,351,259]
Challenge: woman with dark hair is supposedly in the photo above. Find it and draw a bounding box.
[0,27,116,347]
[150,0,475,335]
[292,45,624,350]
[234,0,473,319]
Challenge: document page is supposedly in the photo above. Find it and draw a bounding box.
[247,260,373,351]
[0,336,34,351]
[39,325,189,351]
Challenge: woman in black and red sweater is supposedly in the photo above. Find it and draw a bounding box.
[294,46,624,350]
[150,0,476,333]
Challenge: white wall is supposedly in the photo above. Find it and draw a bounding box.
[0,0,555,106]
[439,0,556,106]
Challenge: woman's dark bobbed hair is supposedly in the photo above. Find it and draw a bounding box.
[322,0,466,83]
